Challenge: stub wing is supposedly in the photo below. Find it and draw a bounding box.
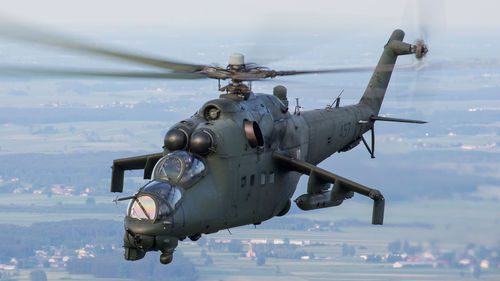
[273,152,385,225]
[111,152,163,193]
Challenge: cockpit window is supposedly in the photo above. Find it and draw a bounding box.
[142,181,182,208]
[157,156,184,182]
[128,182,183,220]
[128,195,157,220]
[153,151,206,188]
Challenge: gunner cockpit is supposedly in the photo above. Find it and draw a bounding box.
[127,151,206,221]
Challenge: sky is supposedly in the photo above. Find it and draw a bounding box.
[1,0,500,27]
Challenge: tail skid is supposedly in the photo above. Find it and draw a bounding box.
[359,115,427,159]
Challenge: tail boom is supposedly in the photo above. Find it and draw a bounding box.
[359,29,418,115]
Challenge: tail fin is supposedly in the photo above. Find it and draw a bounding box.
[359,29,417,115]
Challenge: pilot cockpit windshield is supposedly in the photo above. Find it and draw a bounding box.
[129,182,182,221]
[153,151,206,188]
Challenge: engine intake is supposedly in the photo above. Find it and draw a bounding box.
[164,128,189,151]
[190,129,216,155]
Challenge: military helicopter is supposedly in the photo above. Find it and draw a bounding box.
[0,25,428,264]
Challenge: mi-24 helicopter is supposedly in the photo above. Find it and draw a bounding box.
[1,25,428,264]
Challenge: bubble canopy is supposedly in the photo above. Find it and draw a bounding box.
[127,152,206,221]
[128,181,183,221]
[153,151,206,188]
[129,195,157,220]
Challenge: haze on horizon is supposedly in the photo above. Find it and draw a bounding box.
[1,0,499,28]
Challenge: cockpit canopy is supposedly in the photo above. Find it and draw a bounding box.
[153,151,206,188]
[127,152,206,221]
[128,195,157,220]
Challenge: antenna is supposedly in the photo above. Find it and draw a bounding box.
[327,89,344,109]
[333,89,344,108]
[294,98,302,115]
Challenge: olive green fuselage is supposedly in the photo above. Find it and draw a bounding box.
[156,93,374,238]
[121,29,418,263]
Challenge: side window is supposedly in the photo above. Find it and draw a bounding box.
[250,174,255,186]
[260,172,266,185]
[241,176,246,188]
[269,172,275,184]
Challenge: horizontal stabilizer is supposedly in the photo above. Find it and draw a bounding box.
[273,152,385,225]
[111,152,163,193]
[371,116,427,124]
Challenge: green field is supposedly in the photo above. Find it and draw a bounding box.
[0,193,114,206]
[10,267,499,281]
[13,269,134,281]
[2,194,499,247]
[0,194,123,225]
[0,121,168,155]
[2,194,500,281]
[8,254,500,281]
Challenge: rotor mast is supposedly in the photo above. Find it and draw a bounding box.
[219,53,252,97]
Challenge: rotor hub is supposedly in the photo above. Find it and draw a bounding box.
[413,40,428,59]
[228,53,245,69]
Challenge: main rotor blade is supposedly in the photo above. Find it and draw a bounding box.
[228,63,425,81]
[0,65,207,80]
[229,67,372,81]
[266,63,421,78]
[273,66,376,76]
[0,20,206,72]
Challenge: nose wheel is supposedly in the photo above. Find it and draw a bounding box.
[189,233,202,241]
[160,251,174,264]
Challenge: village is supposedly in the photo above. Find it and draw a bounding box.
[1,175,500,280]
[1,221,499,280]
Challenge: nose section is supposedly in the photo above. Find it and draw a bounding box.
[123,190,180,263]
[123,216,179,263]
[123,222,178,261]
